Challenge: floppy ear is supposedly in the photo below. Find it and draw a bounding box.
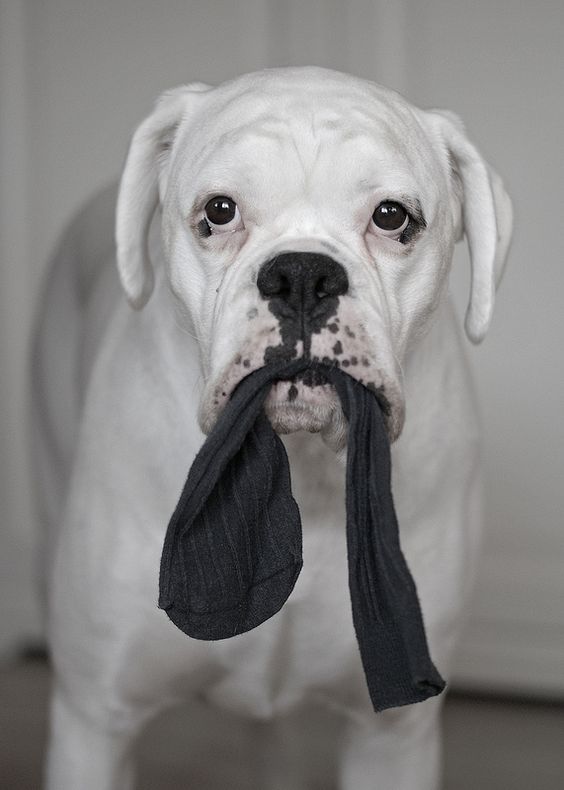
[116,83,210,308]
[425,110,513,343]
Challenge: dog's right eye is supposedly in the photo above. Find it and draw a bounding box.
[199,196,244,236]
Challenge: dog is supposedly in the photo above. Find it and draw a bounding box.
[35,66,512,789]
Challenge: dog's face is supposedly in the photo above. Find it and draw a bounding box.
[116,68,512,444]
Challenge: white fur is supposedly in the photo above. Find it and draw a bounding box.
[39,67,512,789]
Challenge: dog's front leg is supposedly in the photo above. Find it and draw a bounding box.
[338,699,442,790]
[257,714,318,790]
[45,682,141,790]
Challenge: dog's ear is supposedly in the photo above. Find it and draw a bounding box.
[424,110,513,343]
[116,83,210,309]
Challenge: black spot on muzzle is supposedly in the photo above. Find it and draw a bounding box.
[257,252,348,359]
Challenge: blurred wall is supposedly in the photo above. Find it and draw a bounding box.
[1,0,563,695]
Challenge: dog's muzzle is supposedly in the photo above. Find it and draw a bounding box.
[200,248,404,441]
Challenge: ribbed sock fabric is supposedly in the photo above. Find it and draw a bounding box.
[159,360,445,712]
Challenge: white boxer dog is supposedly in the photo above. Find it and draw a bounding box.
[37,66,512,790]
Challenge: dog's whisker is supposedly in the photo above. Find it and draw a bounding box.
[171,315,200,342]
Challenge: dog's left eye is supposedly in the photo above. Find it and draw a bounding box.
[372,201,410,236]
[199,196,244,236]
[368,199,426,245]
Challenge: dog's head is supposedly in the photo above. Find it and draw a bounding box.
[116,67,512,445]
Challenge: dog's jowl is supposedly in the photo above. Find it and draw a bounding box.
[36,66,512,790]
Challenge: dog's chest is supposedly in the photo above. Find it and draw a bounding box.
[201,434,362,718]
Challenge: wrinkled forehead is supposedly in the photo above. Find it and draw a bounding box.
[171,75,440,198]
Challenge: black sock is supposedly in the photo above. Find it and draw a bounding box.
[159,360,445,711]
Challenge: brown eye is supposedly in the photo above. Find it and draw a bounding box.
[204,196,237,225]
[372,201,409,232]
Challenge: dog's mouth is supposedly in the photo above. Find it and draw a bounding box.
[199,294,404,441]
[200,362,344,437]
[264,370,341,434]
[200,349,402,442]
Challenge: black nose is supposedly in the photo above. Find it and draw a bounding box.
[257,252,349,323]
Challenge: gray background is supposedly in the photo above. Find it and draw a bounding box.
[1,0,563,696]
